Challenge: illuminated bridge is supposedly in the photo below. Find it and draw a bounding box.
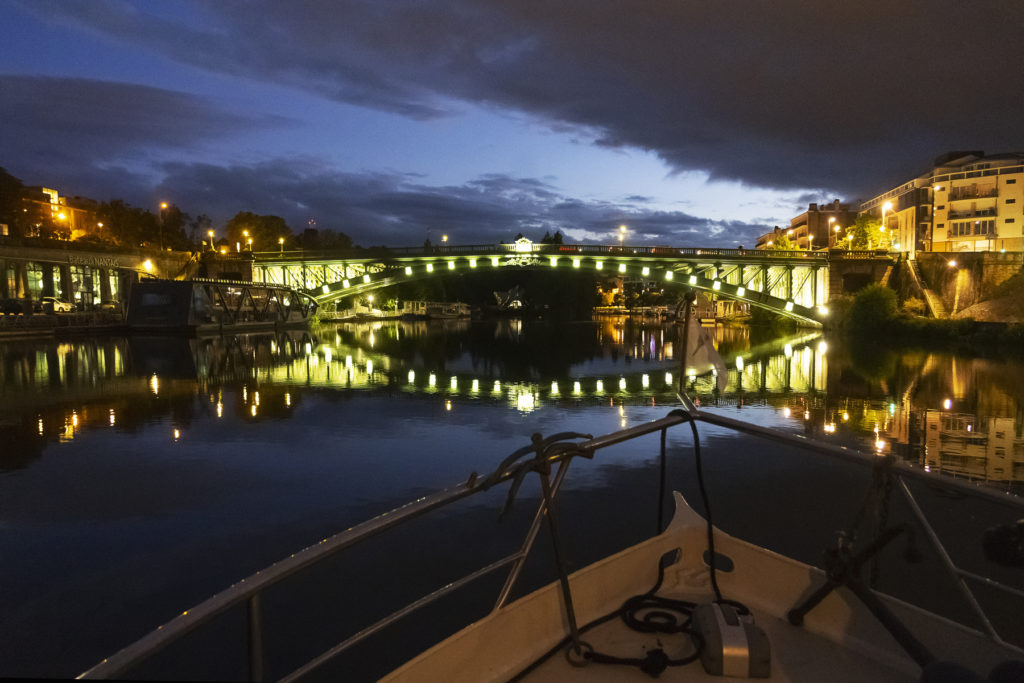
[251,240,894,327]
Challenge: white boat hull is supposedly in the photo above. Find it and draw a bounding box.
[382,492,1022,682]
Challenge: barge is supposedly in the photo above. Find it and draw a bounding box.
[125,279,318,335]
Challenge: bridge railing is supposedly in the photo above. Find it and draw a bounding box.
[253,244,890,262]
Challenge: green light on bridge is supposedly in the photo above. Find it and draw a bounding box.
[322,285,330,294]
[596,260,604,270]
[363,274,370,283]
[737,286,745,296]
[469,259,477,268]
[491,257,500,267]
[785,301,794,312]
[642,267,650,276]
[342,279,351,288]
[426,264,434,273]
[572,259,581,268]
[549,257,558,267]
[688,275,697,285]
[448,261,455,270]
[665,271,673,280]
[712,280,721,291]
[618,263,627,273]
[405,266,413,276]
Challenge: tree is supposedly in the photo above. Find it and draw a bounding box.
[158,204,191,250]
[0,167,31,237]
[847,214,881,250]
[296,227,352,250]
[225,212,293,251]
[97,200,160,247]
[848,284,897,330]
[768,234,797,250]
[189,214,213,246]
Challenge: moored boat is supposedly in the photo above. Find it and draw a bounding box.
[125,278,318,334]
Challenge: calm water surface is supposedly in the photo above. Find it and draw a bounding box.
[1,319,1022,679]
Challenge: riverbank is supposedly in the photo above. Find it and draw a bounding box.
[0,312,126,339]
[828,283,1024,354]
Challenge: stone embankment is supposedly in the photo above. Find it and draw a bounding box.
[895,252,1024,323]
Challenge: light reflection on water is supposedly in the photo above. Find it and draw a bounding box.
[2,319,1022,492]
[1,319,1023,678]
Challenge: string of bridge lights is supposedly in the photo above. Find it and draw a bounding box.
[315,256,828,317]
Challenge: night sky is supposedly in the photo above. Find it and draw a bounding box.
[2,1,1022,247]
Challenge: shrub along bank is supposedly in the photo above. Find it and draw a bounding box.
[828,284,1024,353]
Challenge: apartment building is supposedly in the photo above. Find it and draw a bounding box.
[860,151,1024,255]
[787,199,858,250]
[18,187,99,239]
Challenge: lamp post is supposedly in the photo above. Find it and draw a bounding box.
[208,230,215,252]
[278,237,285,255]
[880,201,893,250]
[618,224,626,248]
[158,201,168,250]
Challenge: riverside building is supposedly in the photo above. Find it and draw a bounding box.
[860,151,1024,256]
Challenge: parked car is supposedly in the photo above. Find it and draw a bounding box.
[36,296,76,313]
[1,298,26,315]
[97,300,121,312]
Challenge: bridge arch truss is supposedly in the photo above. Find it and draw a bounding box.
[252,243,860,327]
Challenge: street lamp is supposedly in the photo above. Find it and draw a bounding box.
[441,234,448,243]
[618,224,626,248]
[158,202,168,250]
[278,237,285,254]
[247,237,253,251]
[880,201,893,249]
[208,230,215,251]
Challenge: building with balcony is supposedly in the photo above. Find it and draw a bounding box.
[787,199,858,250]
[861,151,1024,255]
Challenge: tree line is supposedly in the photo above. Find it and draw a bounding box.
[0,167,353,252]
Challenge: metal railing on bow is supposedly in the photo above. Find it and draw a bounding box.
[78,413,692,682]
[78,403,1024,681]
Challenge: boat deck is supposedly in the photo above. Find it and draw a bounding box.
[383,492,1018,683]
[522,591,917,682]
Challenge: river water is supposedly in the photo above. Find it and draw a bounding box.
[1,318,1022,680]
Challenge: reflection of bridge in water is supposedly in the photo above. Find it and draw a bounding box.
[0,324,828,415]
[250,242,894,327]
[250,324,828,408]
[3,322,1021,487]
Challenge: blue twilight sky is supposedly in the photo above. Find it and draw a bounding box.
[1,0,1022,247]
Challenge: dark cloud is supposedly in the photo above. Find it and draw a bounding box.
[24,0,1024,198]
[0,74,284,199]
[154,158,769,247]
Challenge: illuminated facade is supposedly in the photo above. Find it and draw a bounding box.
[20,186,99,239]
[861,151,1024,256]
[787,200,858,250]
